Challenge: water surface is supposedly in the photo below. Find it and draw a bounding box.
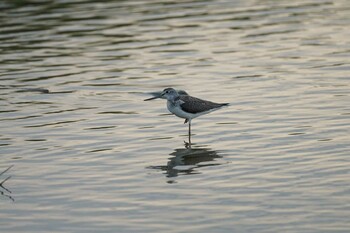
[1,0,349,232]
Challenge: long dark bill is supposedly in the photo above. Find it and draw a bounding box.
[144,96,160,101]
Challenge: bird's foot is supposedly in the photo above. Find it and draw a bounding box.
[184,141,192,149]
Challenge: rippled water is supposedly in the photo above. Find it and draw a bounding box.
[1,0,349,232]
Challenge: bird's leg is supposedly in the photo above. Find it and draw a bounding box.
[183,118,192,146]
[188,120,191,145]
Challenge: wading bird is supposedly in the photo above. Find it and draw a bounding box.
[145,88,229,144]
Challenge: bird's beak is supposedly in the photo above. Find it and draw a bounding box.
[144,91,165,101]
[144,96,160,101]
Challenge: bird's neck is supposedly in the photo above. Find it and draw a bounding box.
[168,95,180,105]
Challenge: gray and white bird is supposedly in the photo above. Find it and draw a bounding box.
[144,88,229,141]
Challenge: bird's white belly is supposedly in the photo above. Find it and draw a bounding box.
[167,101,194,120]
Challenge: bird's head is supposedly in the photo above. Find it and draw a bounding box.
[160,88,178,100]
[144,88,185,101]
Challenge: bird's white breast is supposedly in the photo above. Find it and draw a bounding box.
[167,100,193,120]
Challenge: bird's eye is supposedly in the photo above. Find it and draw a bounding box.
[165,91,169,93]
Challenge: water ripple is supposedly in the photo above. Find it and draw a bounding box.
[0,0,349,232]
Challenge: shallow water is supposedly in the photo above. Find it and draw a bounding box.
[1,0,350,232]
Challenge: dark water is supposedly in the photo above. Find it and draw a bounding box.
[1,0,349,232]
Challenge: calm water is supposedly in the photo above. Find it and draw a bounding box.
[1,0,349,232]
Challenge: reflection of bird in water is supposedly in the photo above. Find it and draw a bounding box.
[144,88,229,145]
[147,145,223,181]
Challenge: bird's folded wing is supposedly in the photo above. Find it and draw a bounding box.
[179,95,224,114]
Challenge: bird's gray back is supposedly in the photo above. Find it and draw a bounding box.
[179,95,227,114]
